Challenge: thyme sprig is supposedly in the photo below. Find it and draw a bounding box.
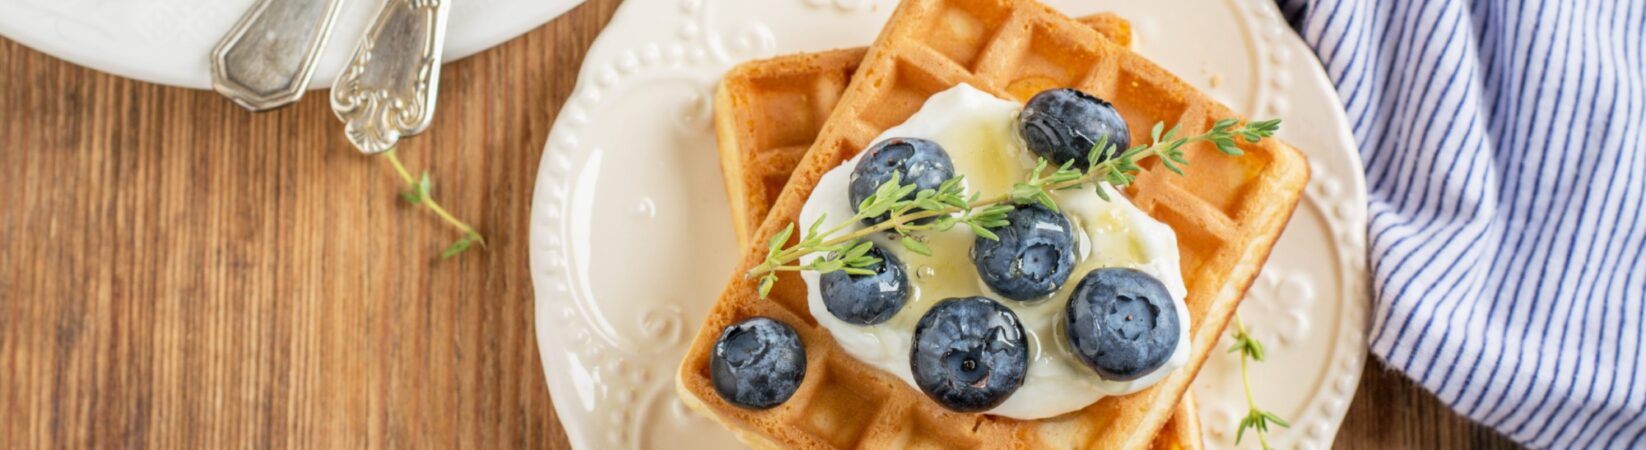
[746,118,1281,295]
[383,150,485,260]
[1229,314,1290,449]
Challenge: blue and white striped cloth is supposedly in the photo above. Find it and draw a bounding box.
[1275,0,1646,448]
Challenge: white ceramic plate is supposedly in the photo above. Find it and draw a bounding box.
[528,1,1369,449]
[0,0,585,89]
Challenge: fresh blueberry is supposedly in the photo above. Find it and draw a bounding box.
[971,204,1078,301]
[848,138,955,225]
[910,297,1029,412]
[711,317,807,409]
[1019,88,1130,168]
[820,243,909,325]
[1064,268,1180,381]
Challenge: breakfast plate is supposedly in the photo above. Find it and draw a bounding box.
[0,0,585,89]
[528,0,1369,449]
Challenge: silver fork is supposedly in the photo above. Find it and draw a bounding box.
[329,0,453,154]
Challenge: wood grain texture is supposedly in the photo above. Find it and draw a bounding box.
[0,0,1518,448]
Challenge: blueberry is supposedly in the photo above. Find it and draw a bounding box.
[1064,268,1180,381]
[711,317,807,409]
[820,243,909,325]
[910,297,1029,412]
[971,204,1078,301]
[848,138,955,225]
[1019,88,1130,168]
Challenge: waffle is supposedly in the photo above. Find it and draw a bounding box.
[713,13,1130,246]
[707,13,1203,450]
[681,0,1309,448]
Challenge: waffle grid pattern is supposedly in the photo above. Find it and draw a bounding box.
[682,0,1308,448]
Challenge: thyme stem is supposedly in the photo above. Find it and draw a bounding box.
[1235,315,1269,449]
[751,126,1238,278]
[1231,313,1289,449]
[382,149,487,251]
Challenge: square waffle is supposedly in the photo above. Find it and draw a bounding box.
[680,0,1309,448]
[711,12,1131,247]
[708,13,1203,450]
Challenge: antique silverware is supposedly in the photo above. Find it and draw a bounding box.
[210,0,346,111]
[330,0,452,155]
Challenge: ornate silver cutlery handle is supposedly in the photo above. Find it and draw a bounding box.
[330,0,452,155]
[211,0,346,111]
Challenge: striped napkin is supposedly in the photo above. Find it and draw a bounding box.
[1276,0,1646,448]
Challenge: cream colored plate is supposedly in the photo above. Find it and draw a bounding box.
[528,1,1369,449]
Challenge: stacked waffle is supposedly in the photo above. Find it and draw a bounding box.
[681,0,1308,448]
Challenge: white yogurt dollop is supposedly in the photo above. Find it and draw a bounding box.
[797,84,1191,420]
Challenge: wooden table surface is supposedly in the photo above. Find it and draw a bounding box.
[0,1,1522,448]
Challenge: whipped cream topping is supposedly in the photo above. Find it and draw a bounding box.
[797,84,1191,420]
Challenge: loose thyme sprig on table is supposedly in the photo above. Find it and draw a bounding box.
[746,117,1282,297]
[1229,314,1290,449]
[382,149,485,259]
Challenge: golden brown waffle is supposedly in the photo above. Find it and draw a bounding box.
[707,13,1202,450]
[713,13,1130,247]
[682,0,1309,448]
[1154,400,1204,450]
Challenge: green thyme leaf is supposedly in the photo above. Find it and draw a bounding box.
[768,223,795,253]
[400,171,433,205]
[900,237,932,256]
[1162,124,1182,142]
[1105,172,1128,188]
[1245,118,1282,138]
[848,256,881,269]
[929,216,959,232]
[1160,157,1183,176]
[758,274,776,298]
[969,222,1000,241]
[809,258,844,273]
[1086,135,1111,171]
[969,204,1014,228]
[1236,415,1254,445]
[807,213,828,239]
[1034,191,1059,211]
[1263,411,1291,428]
[1010,182,1043,205]
[844,240,873,258]
[441,233,477,259]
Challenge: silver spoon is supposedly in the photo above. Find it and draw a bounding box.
[211,0,347,111]
[329,0,453,155]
